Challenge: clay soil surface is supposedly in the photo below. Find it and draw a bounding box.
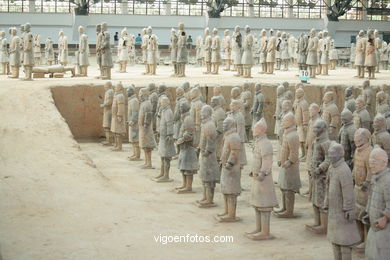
[1,64,387,259]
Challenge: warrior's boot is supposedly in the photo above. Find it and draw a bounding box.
[249,211,274,240]
[332,244,342,260]
[156,158,172,182]
[196,183,207,203]
[311,211,328,234]
[141,150,154,169]
[198,183,215,206]
[217,194,228,217]
[300,142,306,161]
[274,191,295,218]
[178,174,193,193]
[340,246,352,260]
[112,134,122,151]
[306,205,321,230]
[273,191,286,213]
[245,209,262,236]
[101,129,112,146]
[175,173,186,190]
[218,195,239,222]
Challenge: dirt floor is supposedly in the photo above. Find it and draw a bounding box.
[1,64,388,260]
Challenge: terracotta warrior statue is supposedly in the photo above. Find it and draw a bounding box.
[241,82,253,140]
[355,30,366,78]
[33,33,41,65]
[361,80,376,120]
[297,33,308,71]
[176,23,188,77]
[339,109,357,169]
[211,96,226,162]
[231,86,241,102]
[374,29,382,73]
[110,83,126,151]
[320,30,330,75]
[138,88,157,169]
[372,114,390,166]
[353,97,372,131]
[364,29,377,79]
[376,91,390,131]
[44,37,54,66]
[170,28,178,76]
[203,27,212,74]
[141,28,148,73]
[230,100,247,168]
[22,23,34,80]
[316,31,323,75]
[117,28,129,73]
[197,105,220,206]
[274,112,300,218]
[363,146,390,260]
[222,30,231,71]
[190,87,204,148]
[173,87,187,155]
[277,100,293,160]
[58,30,68,66]
[148,83,158,136]
[232,26,243,76]
[195,36,203,66]
[0,31,9,75]
[306,28,319,78]
[211,28,221,75]
[274,82,293,137]
[294,87,309,160]
[321,91,341,141]
[100,81,114,146]
[324,143,361,260]
[266,29,276,74]
[258,29,268,74]
[77,26,89,77]
[95,24,103,73]
[127,85,141,161]
[213,86,227,110]
[305,103,321,197]
[344,87,356,113]
[147,28,158,75]
[156,84,169,138]
[8,27,21,79]
[216,117,242,222]
[245,118,278,240]
[352,128,373,250]
[251,83,265,125]
[101,23,113,79]
[280,32,290,71]
[241,25,254,78]
[275,31,282,70]
[306,119,331,234]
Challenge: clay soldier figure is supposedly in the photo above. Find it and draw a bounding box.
[280,32,290,71]
[210,28,221,75]
[324,143,361,260]
[170,28,178,76]
[266,29,276,74]
[8,27,21,79]
[305,103,321,197]
[344,87,356,113]
[78,26,89,77]
[176,23,188,77]
[245,119,278,240]
[306,28,319,78]
[320,30,330,75]
[141,28,149,74]
[203,28,212,74]
[95,24,103,74]
[277,100,293,160]
[197,105,220,206]
[213,86,227,110]
[372,115,390,166]
[274,113,300,218]
[353,97,372,131]
[297,33,308,71]
[147,34,158,75]
[232,26,243,77]
[350,42,356,68]
[321,91,341,141]
[231,87,241,103]
[154,97,175,182]
[117,28,129,73]
[195,36,203,66]
[316,31,323,75]
[173,87,187,153]
[240,82,253,140]
[363,147,390,260]
[100,81,114,146]
[22,23,34,81]
[258,29,268,74]
[58,30,68,66]
[176,101,199,193]
[189,87,204,148]
[44,37,54,66]
[222,30,231,71]
[274,85,286,137]
[339,109,357,169]
[216,117,242,222]
[241,25,254,78]
[374,29,382,73]
[110,83,126,151]
[376,91,390,131]
[294,88,309,160]
[275,31,282,70]
[364,29,377,79]
[361,80,376,120]
[251,83,265,125]
[148,83,158,136]
[156,84,169,140]
[100,25,113,80]
[138,88,157,169]
[230,100,247,168]
[211,96,226,162]
[0,31,9,75]
[127,86,141,161]
[329,39,338,70]
[355,30,366,78]
[306,119,331,234]
[352,128,373,250]
[33,34,41,65]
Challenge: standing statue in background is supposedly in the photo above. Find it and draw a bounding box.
[222,29,231,71]
[100,81,114,146]
[176,23,188,78]
[95,24,103,75]
[232,26,243,77]
[280,32,289,71]
[275,31,282,70]
[117,28,129,73]
[241,82,253,140]
[230,100,247,168]
[251,83,265,125]
[241,25,254,78]
[190,87,204,149]
[195,35,203,67]
[110,83,126,151]
[297,33,308,71]
[216,117,242,222]
[58,30,68,66]
[147,32,158,75]
[266,29,276,74]
[33,34,41,65]
[211,96,226,162]
[100,23,113,79]
[321,91,341,141]
[245,119,278,240]
[294,87,309,160]
[141,28,148,74]
[173,87,187,157]
[329,39,338,70]
[325,143,361,260]
[374,29,382,73]
[365,29,377,79]
[320,30,330,75]
[355,30,366,78]
[77,26,89,77]
[258,29,268,74]
[22,23,34,81]
[350,42,356,68]
[339,109,357,169]
[170,28,178,76]
[203,27,212,74]
[8,27,20,79]
[306,28,319,78]
[316,31,323,75]
[211,28,221,75]
[44,37,54,66]
[0,31,9,75]
[127,85,141,161]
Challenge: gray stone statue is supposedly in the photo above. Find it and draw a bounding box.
[338,109,357,169]
[344,87,356,113]
[353,96,372,131]
[372,114,390,166]
[232,26,243,76]
[211,96,226,162]
[293,87,309,160]
[176,23,188,77]
[211,28,221,75]
[297,33,308,71]
[306,28,319,78]
[148,83,158,136]
[190,87,204,148]
[169,28,178,76]
[203,27,212,74]
[251,83,265,126]
[173,87,187,156]
[321,91,341,141]
[240,82,253,140]
[22,23,34,81]
[355,30,366,78]
[266,29,276,74]
[8,27,21,79]
[100,22,113,79]
[241,25,254,78]
[375,91,390,131]
[361,80,376,119]
[77,26,89,77]
[110,83,126,151]
[127,85,140,161]
[230,100,247,168]
[100,81,114,146]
